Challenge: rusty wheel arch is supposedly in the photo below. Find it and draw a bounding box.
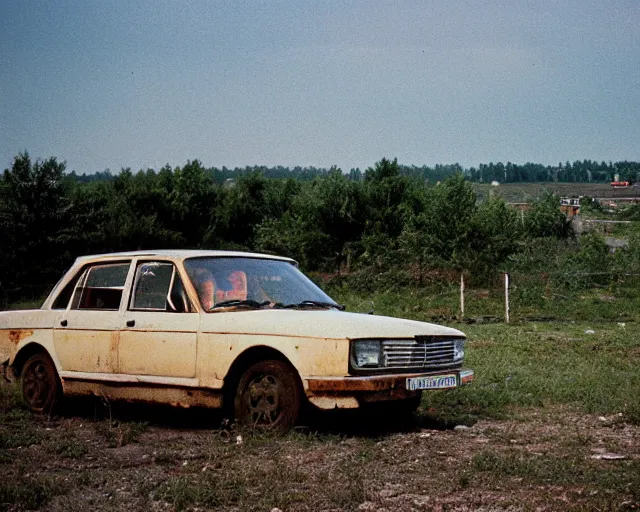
[12,343,52,378]
[222,346,302,412]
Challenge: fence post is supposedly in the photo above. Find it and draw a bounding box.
[504,272,510,323]
[460,273,465,319]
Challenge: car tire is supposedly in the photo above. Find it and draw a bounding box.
[21,352,62,414]
[233,359,301,432]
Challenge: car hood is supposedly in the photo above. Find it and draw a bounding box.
[200,309,464,339]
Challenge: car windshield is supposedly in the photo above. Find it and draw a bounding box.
[183,257,339,311]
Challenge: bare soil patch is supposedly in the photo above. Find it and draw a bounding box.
[1,389,639,511]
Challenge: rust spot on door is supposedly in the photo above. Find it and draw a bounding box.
[9,330,33,345]
[110,332,119,372]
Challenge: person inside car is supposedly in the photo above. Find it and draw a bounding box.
[215,270,247,303]
[192,268,216,310]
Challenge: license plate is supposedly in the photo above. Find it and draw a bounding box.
[406,375,457,391]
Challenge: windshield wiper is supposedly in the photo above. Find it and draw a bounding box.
[210,299,271,310]
[276,300,345,311]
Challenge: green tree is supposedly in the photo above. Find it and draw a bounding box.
[0,152,72,299]
[463,197,522,278]
[524,193,574,239]
[399,173,478,280]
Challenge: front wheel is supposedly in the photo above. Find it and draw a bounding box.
[21,352,62,414]
[233,360,301,432]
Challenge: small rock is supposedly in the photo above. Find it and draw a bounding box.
[271,508,283,512]
[591,453,627,460]
[454,425,470,431]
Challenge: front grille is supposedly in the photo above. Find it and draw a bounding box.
[381,337,459,371]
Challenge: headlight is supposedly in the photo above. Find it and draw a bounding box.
[453,339,465,362]
[351,339,382,368]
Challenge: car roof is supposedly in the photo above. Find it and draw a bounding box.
[74,249,297,264]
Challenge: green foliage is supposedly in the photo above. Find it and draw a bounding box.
[0,152,76,304]
[565,232,611,287]
[255,169,366,270]
[399,173,476,279]
[618,202,640,221]
[464,196,522,278]
[614,226,640,273]
[0,152,625,305]
[523,193,574,239]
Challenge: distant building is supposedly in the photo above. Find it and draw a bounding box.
[560,197,580,218]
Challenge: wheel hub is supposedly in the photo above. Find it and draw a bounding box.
[24,362,50,408]
[244,374,281,426]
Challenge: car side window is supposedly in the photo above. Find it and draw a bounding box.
[70,262,131,311]
[52,269,83,309]
[129,262,192,313]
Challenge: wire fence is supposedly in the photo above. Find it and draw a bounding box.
[3,272,640,323]
[455,270,640,323]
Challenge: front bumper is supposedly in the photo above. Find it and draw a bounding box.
[304,368,474,409]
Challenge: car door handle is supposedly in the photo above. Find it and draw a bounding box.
[60,320,68,327]
[126,320,135,327]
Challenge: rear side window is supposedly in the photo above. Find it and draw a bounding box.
[70,263,131,310]
[52,269,81,309]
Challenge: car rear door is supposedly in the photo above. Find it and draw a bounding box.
[54,261,132,375]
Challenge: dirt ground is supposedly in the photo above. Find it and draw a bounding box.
[1,389,639,512]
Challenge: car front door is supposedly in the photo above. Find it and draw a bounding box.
[119,260,199,380]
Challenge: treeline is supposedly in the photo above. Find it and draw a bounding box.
[67,160,640,185]
[2,152,588,303]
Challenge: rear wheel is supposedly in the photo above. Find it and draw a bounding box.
[233,360,301,432]
[21,352,61,414]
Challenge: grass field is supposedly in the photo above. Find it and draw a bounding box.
[1,313,639,510]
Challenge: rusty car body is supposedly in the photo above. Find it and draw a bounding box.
[0,250,473,430]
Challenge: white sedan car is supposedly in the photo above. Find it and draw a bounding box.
[1,250,473,430]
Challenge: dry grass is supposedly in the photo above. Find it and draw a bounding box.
[1,320,639,510]
[1,388,639,511]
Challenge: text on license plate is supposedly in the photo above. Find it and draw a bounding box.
[406,375,457,391]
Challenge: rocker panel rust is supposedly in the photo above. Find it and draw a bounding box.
[61,379,223,408]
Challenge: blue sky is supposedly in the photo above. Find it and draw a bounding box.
[1,0,639,174]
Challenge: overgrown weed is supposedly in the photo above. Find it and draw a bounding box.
[96,420,148,448]
[0,475,69,510]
